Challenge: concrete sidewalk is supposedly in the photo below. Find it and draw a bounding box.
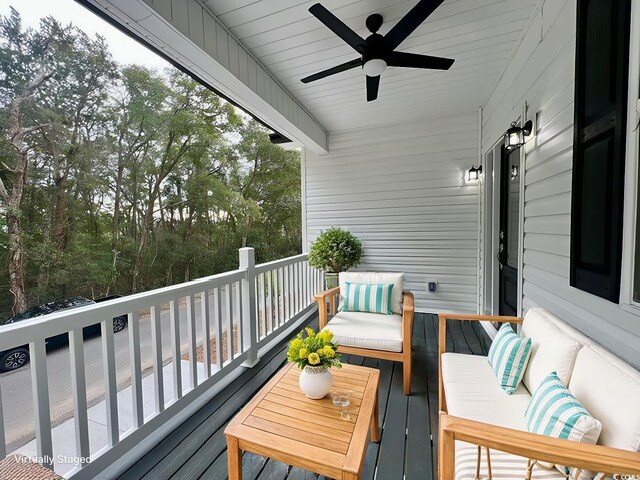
[14,360,213,477]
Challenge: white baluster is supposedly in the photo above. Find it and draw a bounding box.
[30,339,53,467]
[129,312,144,428]
[100,321,119,447]
[170,300,182,400]
[266,270,273,334]
[225,285,234,361]
[215,288,223,368]
[234,282,242,354]
[150,305,164,413]
[187,295,198,389]
[200,292,212,378]
[69,328,90,463]
[260,273,267,338]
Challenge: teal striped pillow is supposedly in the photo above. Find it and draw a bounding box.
[487,323,532,394]
[526,371,601,442]
[525,372,602,476]
[342,282,393,315]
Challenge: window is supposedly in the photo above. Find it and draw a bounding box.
[570,0,632,302]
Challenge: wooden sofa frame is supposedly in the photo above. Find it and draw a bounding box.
[437,313,640,479]
[314,287,414,395]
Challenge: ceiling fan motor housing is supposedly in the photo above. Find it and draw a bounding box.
[362,33,388,63]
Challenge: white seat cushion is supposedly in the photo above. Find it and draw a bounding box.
[339,272,404,314]
[442,353,531,430]
[322,311,403,353]
[568,344,640,453]
[444,354,564,480]
[521,308,583,392]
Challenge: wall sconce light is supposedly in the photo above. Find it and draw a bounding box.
[467,164,482,182]
[511,164,519,179]
[504,120,533,150]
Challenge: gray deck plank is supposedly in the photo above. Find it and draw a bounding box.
[460,320,484,355]
[424,314,441,480]
[286,467,316,479]
[448,320,472,355]
[374,362,408,480]
[255,459,288,480]
[405,342,432,480]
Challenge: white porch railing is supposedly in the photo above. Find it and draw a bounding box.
[0,248,323,478]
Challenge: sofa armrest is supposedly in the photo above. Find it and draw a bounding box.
[438,312,523,412]
[314,287,340,329]
[402,290,415,314]
[402,291,414,348]
[438,413,640,479]
[438,312,523,324]
[314,286,340,303]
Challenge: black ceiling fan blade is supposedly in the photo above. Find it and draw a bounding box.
[384,0,445,51]
[366,75,380,102]
[309,4,366,54]
[301,58,363,83]
[386,51,454,70]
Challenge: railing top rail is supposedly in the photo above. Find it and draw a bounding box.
[0,268,245,350]
[254,253,308,274]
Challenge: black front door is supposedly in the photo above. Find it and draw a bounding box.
[498,146,520,316]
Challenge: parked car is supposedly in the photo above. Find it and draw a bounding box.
[0,295,128,372]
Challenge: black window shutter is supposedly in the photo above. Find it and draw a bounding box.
[570,0,631,302]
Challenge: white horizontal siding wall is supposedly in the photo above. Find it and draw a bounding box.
[481,0,640,368]
[304,113,479,314]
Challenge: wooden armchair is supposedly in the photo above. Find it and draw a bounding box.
[314,286,414,395]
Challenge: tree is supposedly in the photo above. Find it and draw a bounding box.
[0,9,302,320]
[0,10,59,313]
[231,120,302,261]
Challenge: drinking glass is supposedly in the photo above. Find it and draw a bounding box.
[331,391,341,407]
[339,392,351,419]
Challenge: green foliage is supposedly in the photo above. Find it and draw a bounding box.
[307,227,362,273]
[286,327,341,370]
[0,10,302,318]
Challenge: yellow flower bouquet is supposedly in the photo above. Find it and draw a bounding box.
[287,327,342,370]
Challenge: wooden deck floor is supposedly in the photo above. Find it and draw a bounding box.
[118,313,489,480]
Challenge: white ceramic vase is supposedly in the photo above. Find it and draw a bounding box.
[299,365,333,399]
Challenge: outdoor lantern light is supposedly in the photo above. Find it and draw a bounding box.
[467,165,482,182]
[511,164,519,179]
[504,120,533,150]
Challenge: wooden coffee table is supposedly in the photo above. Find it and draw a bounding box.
[225,362,380,480]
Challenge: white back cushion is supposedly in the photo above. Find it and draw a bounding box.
[568,345,640,452]
[339,272,404,315]
[521,308,583,392]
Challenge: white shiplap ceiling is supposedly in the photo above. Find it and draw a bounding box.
[203,0,540,133]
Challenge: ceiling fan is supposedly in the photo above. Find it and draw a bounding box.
[300,0,454,102]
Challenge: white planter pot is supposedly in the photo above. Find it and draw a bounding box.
[299,366,333,399]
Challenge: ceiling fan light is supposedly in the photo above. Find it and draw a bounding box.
[362,58,387,77]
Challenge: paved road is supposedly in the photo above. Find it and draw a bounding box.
[1,298,212,452]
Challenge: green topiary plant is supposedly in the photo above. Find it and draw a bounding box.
[308,227,363,274]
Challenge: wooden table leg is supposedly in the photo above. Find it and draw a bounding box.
[370,383,380,443]
[343,472,359,480]
[227,435,242,480]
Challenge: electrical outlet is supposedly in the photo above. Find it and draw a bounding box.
[427,281,438,293]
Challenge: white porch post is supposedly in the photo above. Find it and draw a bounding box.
[239,247,259,367]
